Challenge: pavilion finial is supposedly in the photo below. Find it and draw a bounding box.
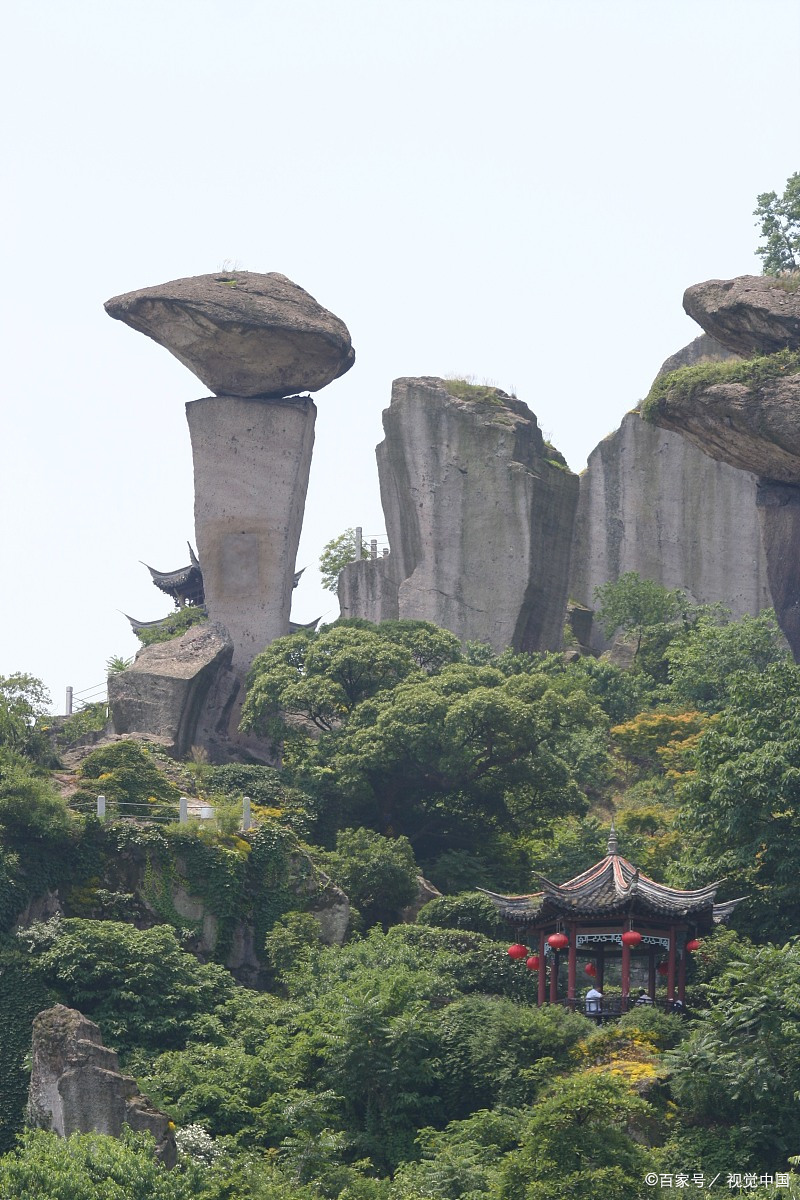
[607,821,618,856]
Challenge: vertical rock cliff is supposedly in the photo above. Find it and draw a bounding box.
[340,378,578,653]
[569,412,771,646]
[569,334,771,648]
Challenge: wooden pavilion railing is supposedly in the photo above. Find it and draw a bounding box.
[554,996,691,1020]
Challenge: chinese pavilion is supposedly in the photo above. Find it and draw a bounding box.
[125,547,312,637]
[481,828,743,1011]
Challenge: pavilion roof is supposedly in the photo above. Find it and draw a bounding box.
[480,829,743,927]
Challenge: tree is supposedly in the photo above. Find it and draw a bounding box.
[593,573,689,643]
[0,673,53,763]
[307,662,595,846]
[242,625,417,739]
[664,609,788,712]
[0,1129,207,1200]
[318,827,419,928]
[754,172,800,274]
[675,660,800,937]
[667,939,800,1171]
[26,919,233,1053]
[318,529,370,593]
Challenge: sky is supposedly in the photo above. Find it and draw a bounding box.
[2,0,799,714]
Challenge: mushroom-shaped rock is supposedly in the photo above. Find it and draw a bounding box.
[684,275,800,357]
[105,271,355,398]
[647,372,800,485]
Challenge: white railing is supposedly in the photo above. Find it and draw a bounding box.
[71,794,254,830]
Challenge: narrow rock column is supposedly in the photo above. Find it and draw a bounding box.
[757,481,800,660]
[187,394,316,674]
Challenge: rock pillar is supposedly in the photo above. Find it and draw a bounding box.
[756,481,800,660]
[187,394,316,674]
[340,377,578,653]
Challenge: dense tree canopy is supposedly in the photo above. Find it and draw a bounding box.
[754,171,800,274]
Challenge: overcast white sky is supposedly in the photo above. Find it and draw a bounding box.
[2,0,798,713]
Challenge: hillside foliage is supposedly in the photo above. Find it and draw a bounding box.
[2,594,800,1196]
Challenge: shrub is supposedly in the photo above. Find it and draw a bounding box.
[642,347,800,422]
[135,606,208,647]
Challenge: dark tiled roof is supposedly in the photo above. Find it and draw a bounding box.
[480,849,741,926]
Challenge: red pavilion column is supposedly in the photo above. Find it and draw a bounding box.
[678,934,687,1005]
[597,946,605,992]
[621,934,631,1012]
[537,929,546,1007]
[550,949,559,1003]
[667,924,677,1004]
[567,923,577,1010]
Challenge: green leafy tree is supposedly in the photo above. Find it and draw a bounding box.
[26,918,232,1053]
[497,1073,655,1200]
[242,625,417,740]
[0,1129,207,1200]
[754,171,800,274]
[667,939,800,1171]
[319,827,419,928]
[319,529,370,592]
[675,660,800,937]
[306,662,596,845]
[593,573,688,642]
[0,672,53,763]
[665,608,788,712]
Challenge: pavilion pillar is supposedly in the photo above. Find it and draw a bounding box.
[678,935,687,1005]
[596,946,605,992]
[537,930,546,1007]
[567,923,577,1010]
[648,949,656,1000]
[550,951,559,1003]
[667,924,677,1003]
[621,937,631,1012]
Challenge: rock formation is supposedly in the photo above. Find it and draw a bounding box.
[106,271,354,749]
[647,274,800,659]
[105,271,354,398]
[569,335,771,649]
[186,393,316,671]
[683,275,800,357]
[339,378,579,652]
[28,1005,176,1166]
[108,621,233,757]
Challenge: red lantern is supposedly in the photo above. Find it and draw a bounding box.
[525,955,540,971]
[657,961,669,977]
[507,943,528,960]
[584,962,597,976]
[548,932,569,951]
[685,939,702,953]
[621,930,643,948]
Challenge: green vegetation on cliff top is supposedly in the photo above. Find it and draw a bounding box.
[641,345,800,422]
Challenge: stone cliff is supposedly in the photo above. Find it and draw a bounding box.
[339,378,579,653]
[645,273,800,658]
[28,1005,176,1165]
[570,334,771,649]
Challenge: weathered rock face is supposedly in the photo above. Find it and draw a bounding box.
[108,621,233,756]
[683,275,800,356]
[648,274,800,661]
[656,331,741,376]
[105,272,354,398]
[400,875,442,924]
[569,411,771,649]
[340,378,578,652]
[647,374,800,485]
[187,394,316,673]
[757,481,800,657]
[28,1005,176,1166]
